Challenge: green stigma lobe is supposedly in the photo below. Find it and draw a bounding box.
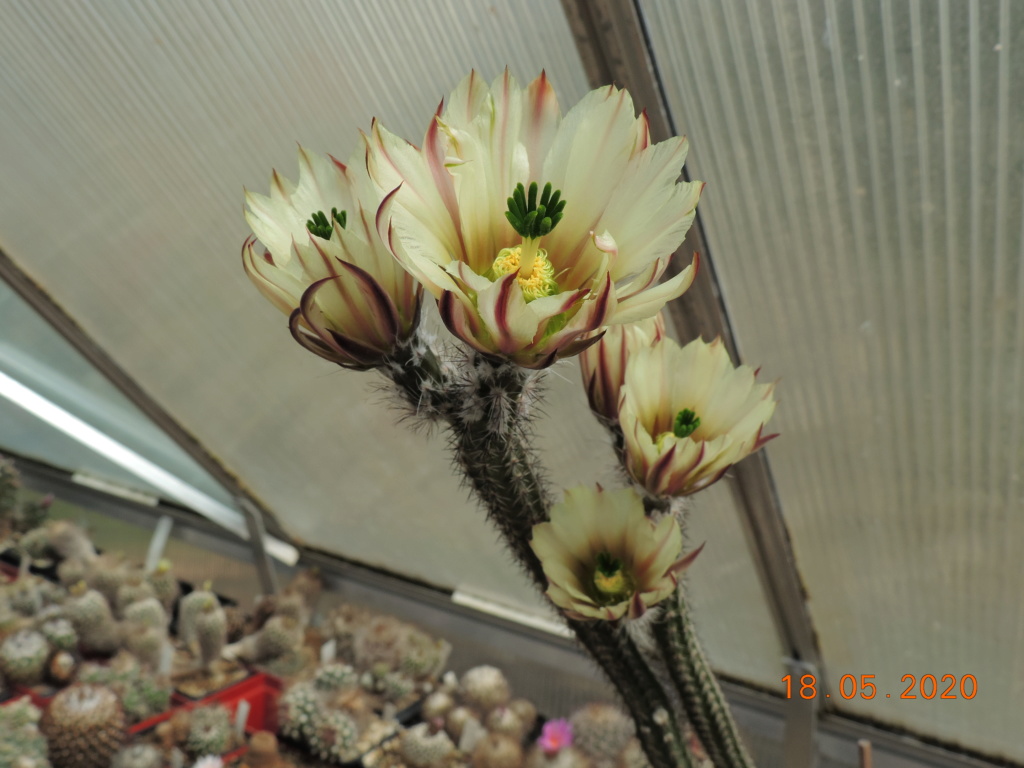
[673,408,700,438]
[306,207,347,239]
[506,181,566,239]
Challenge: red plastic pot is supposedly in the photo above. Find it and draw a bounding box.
[178,672,283,734]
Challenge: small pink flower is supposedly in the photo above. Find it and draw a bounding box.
[538,718,573,755]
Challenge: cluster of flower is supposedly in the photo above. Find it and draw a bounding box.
[240,70,776,626]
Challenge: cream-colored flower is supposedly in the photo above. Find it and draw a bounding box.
[530,486,701,621]
[243,145,422,370]
[620,337,777,497]
[369,70,702,369]
[578,313,667,422]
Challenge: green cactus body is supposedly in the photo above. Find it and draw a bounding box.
[309,709,359,764]
[186,704,233,757]
[0,629,50,686]
[313,662,358,692]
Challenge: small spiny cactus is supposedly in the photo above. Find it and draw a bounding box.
[186,704,233,757]
[399,722,456,768]
[0,629,50,686]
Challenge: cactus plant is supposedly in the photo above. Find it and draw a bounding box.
[195,597,227,669]
[313,662,358,693]
[278,681,321,742]
[178,587,216,650]
[66,586,120,655]
[146,560,180,612]
[111,745,163,768]
[569,705,635,763]
[40,683,127,768]
[472,733,523,768]
[186,705,233,757]
[308,709,359,764]
[0,629,50,686]
[39,617,78,652]
[399,723,456,768]
[460,666,511,713]
[0,696,51,768]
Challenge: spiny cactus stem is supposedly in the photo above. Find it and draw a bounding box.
[653,590,757,768]
[386,349,699,768]
[572,621,699,768]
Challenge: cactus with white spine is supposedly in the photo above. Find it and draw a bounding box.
[278,681,321,742]
[66,585,120,655]
[111,745,163,768]
[253,615,301,660]
[400,723,456,768]
[0,696,51,768]
[471,733,524,768]
[124,624,166,670]
[45,520,98,564]
[39,617,78,652]
[308,709,359,764]
[123,596,168,630]
[460,666,511,713]
[115,576,156,618]
[146,559,180,612]
[569,704,635,763]
[178,585,215,651]
[314,662,358,692]
[0,629,50,686]
[185,705,233,757]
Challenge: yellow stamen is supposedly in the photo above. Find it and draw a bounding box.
[491,245,558,302]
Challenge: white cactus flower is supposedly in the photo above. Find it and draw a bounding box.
[530,485,701,621]
[619,336,777,497]
[370,70,702,369]
[243,145,422,370]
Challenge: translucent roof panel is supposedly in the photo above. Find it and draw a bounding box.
[0,0,785,688]
[642,0,1023,760]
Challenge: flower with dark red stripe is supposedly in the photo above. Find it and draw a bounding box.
[619,337,778,497]
[242,146,422,370]
[530,485,701,621]
[369,71,701,369]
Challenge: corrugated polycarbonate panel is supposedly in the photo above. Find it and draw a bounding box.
[0,0,784,686]
[642,0,1023,760]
